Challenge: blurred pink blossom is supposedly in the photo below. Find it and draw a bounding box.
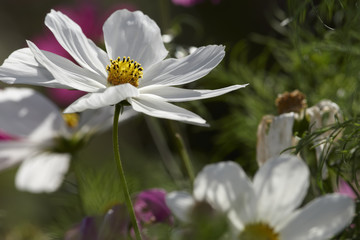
[172,0,221,7]
[0,130,17,141]
[337,178,358,199]
[32,3,102,59]
[134,188,173,225]
[65,189,172,240]
[46,88,86,108]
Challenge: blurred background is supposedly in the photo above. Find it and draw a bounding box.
[0,0,360,239]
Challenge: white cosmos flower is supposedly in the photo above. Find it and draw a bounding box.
[0,87,134,193]
[257,98,342,178]
[166,155,355,240]
[0,9,247,125]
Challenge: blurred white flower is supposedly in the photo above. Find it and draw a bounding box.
[0,9,247,125]
[0,88,134,193]
[256,90,342,170]
[307,100,343,156]
[162,34,174,44]
[166,159,247,223]
[256,113,298,166]
[167,155,355,240]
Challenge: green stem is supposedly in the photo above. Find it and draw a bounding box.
[171,122,195,186]
[145,116,183,184]
[113,104,142,240]
[175,133,195,184]
[71,154,85,216]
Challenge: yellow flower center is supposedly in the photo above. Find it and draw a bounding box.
[62,113,79,129]
[106,57,143,87]
[238,223,279,240]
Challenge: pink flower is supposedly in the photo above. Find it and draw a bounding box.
[172,0,221,7]
[65,189,172,239]
[134,189,173,225]
[47,88,86,108]
[337,178,358,199]
[0,130,17,141]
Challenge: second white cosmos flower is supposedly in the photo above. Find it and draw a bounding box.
[166,155,355,240]
[0,88,134,193]
[0,9,247,125]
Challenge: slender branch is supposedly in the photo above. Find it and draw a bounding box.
[145,116,183,185]
[113,104,142,240]
[71,154,86,216]
[170,122,195,186]
[174,133,195,184]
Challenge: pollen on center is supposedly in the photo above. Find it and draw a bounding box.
[106,57,143,87]
[238,222,279,240]
[62,113,79,129]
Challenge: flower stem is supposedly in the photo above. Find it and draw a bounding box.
[170,122,195,185]
[145,116,183,184]
[71,154,85,216]
[113,104,142,240]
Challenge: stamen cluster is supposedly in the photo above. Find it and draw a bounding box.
[106,57,143,87]
[62,113,79,129]
[238,222,279,240]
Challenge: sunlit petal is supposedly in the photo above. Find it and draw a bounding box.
[15,152,71,193]
[193,161,254,213]
[103,9,168,69]
[27,41,106,92]
[166,191,195,223]
[0,48,70,88]
[280,194,355,240]
[64,84,139,113]
[129,94,206,125]
[253,155,309,227]
[0,88,64,139]
[45,10,108,77]
[140,45,225,87]
[140,84,248,102]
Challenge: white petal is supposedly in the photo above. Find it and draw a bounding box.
[15,152,71,193]
[193,161,254,213]
[140,45,225,87]
[139,84,248,102]
[77,106,137,135]
[280,194,355,240]
[253,155,309,227]
[307,100,343,179]
[0,48,70,88]
[45,10,108,77]
[129,94,206,125]
[227,190,258,234]
[0,141,38,170]
[29,112,65,141]
[103,9,168,69]
[0,88,64,139]
[64,84,139,113]
[76,107,113,135]
[27,41,106,92]
[166,191,195,223]
[256,113,296,166]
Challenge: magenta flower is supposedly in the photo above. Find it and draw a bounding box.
[65,205,130,240]
[337,178,358,199]
[0,130,17,141]
[65,217,98,240]
[65,189,172,239]
[46,88,86,108]
[134,188,173,224]
[172,0,221,7]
